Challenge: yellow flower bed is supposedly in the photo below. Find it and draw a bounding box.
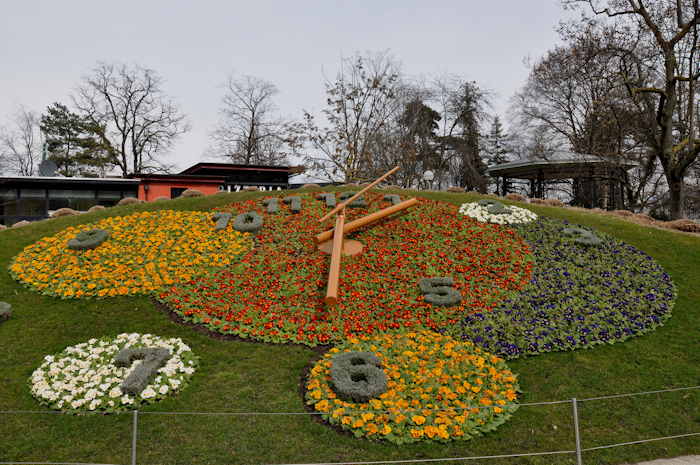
[305,331,519,444]
[9,210,252,299]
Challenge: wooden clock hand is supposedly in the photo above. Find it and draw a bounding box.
[315,197,418,245]
[325,210,345,306]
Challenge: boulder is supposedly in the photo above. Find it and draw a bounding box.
[50,208,80,218]
[0,302,10,322]
[662,219,700,233]
[180,189,204,197]
[0,224,7,231]
[447,186,465,193]
[87,205,106,213]
[153,196,171,202]
[243,186,260,192]
[117,197,143,206]
[12,220,31,228]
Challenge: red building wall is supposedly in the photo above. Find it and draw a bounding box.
[138,180,223,201]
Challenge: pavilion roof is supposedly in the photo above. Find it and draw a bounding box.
[486,152,637,180]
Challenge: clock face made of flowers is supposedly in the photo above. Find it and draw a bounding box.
[157,191,534,346]
[30,333,198,413]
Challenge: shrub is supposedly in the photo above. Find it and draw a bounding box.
[283,196,302,213]
[383,194,401,205]
[50,208,79,218]
[67,229,110,250]
[329,351,388,403]
[153,196,171,202]
[419,277,461,306]
[180,189,204,198]
[0,302,11,322]
[233,211,263,232]
[243,186,260,192]
[316,193,336,208]
[447,186,465,192]
[87,205,106,213]
[505,193,526,202]
[302,183,321,189]
[262,198,280,213]
[212,212,232,231]
[117,197,142,206]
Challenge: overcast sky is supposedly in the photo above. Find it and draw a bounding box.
[0,0,576,173]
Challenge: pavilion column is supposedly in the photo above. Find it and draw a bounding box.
[501,177,509,196]
[537,169,544,198]
[529,178,536,198]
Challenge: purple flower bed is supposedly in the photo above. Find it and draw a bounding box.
[457,218,676,359]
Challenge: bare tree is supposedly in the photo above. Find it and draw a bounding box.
[209,74,289,165]
[297,51,402,182]
[0,107,42,176]
[564,0,700,218]
[73,63,189,177]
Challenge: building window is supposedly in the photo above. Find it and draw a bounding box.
[170,187,187,198]
[48,189,98,211]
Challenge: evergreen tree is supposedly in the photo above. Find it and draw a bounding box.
[484,116,510,165]
[40,103,111,176]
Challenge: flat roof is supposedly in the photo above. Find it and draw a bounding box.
[0,176,140,186]
[486,157,637,180]
[180,162,299,175]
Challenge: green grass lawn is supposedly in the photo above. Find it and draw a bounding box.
[1,189,698,465]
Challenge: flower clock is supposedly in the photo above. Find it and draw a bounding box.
[30,333,198,413]
[459,200,537,225]
[157,192,534,346]
[9,210,251,298]
[305,330,519,444]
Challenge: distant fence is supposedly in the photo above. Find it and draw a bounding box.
[1,385,699,465]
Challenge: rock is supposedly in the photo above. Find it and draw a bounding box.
[87,205,106,213]
[117,197,143,206]
[243,186,260,192]
[12,220,31,228]
[50,208,80,218]
[153,196,171,202]
[181,189,204,197]
[0,224,7,231]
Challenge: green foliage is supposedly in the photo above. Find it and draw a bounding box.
[383,194,401,205]
[233,212,263,232]
[562,227,603,246]
[40,102,112,177]
[283,196,302,213]
[262,198,279,213]
[67,229,110,250]
[113,347,172,396]
[315,193,336,208]
[212,212,232,231]
[419,277,462,307]
[329,351,387,403]
[477,199,511,215]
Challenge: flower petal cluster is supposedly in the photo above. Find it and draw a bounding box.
[9,210,252,298]
[305,331,519,444]
[458,202,537,225]
[158,194,533,346]
[29,333,198,413]
[458,217,676,358]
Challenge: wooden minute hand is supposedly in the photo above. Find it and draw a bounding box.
[315,198,419,245]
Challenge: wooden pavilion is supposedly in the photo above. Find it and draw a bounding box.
[486,154,637,210]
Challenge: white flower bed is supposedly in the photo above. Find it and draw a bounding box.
[30,333,197,413]
[459,202,538,225]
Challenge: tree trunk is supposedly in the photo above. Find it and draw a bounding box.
[666,173,686,219]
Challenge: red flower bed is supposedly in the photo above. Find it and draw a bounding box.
[157,194,533,346]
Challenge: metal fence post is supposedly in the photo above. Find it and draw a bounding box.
[131,409,139,465]
[572,398,583,465]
